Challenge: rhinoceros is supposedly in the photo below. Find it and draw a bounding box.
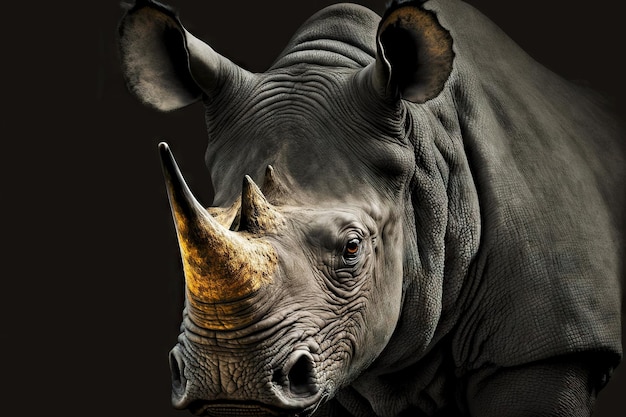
[118,0,625,415]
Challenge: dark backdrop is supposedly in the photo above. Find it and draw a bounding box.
[4,1,623,416]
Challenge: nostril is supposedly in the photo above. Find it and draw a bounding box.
[169,347,186,396]
[285,351,318,396]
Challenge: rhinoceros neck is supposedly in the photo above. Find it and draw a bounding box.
[269,3,379,70]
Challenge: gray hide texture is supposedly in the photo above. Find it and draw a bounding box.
[117,0,625,415]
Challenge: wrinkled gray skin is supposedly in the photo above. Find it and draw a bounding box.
[118,0,625,415]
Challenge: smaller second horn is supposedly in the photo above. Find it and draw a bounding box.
[239,175,283,233]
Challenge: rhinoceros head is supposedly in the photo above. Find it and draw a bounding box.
[118,0,453,415]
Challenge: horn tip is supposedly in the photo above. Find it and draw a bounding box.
[158,141,172,158]
[242,175,261,192]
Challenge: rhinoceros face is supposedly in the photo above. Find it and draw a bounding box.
[161,142,406,414]
[119,1,453,415]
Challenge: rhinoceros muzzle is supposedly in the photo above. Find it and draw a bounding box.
[170,341,325,416]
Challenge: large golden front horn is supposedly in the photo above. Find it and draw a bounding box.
[158,143,276,308]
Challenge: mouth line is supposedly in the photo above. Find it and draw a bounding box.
[190,400,306,417]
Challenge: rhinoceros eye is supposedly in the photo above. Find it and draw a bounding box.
[343,238,361,262]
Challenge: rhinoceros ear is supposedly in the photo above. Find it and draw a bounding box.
[118,0,246,112]
[373,1,454,103]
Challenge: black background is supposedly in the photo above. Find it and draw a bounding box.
[4,1,623,416]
